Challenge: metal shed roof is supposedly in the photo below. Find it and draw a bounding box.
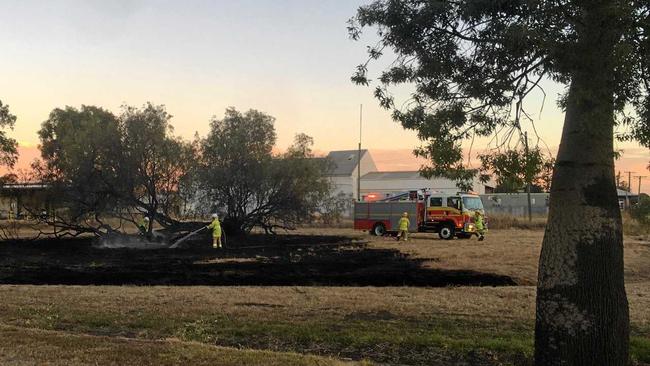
[617,188,638,197]
[326,150,369,176]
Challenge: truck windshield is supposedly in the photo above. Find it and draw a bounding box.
[462,197,484,211]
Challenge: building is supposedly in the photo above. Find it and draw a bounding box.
[325,150,377,201]
[0,183,52,219]
[617,188,639,209]
[323,150,493,216]
[360,171,493,201]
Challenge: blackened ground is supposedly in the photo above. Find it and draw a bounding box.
[0,233,516,287]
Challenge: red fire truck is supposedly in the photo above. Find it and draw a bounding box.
[353,191,486,240]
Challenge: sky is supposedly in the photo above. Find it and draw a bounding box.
[1,0,649,191]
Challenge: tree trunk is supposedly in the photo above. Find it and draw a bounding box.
[535,4,629,364]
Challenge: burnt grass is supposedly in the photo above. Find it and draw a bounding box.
[0,233,516,287]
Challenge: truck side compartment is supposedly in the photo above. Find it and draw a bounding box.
[353,201,421,233]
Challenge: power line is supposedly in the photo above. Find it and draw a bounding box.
[635,175,647,196]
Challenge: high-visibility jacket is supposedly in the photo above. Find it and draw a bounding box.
[138,218,149,232]
[208,218,222,237]
[475,214,484,230]
[398,217,410,231]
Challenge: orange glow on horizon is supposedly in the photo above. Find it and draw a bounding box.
[6,144,649,193]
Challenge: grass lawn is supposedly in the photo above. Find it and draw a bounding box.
[1,284,649,365]
[0,324,357,366]
[0,229,648,365]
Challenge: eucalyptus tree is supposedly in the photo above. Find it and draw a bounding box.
[479,147,554,193]
[36,104,195,236]
[349,1,649,364]
[119,103,196,230]
[200,108,331,235]
[37,106,126,236]
[0,100,18,168]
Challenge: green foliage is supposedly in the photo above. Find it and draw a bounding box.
[349,1,650,185]
[631,194,650,225]
[0,100,18,168]
[36,105,331,236]
[479,147,554,193]
[119,103,197,227]
[36,106,125,233]
[631,336,650,364]
[200,108,332,235]
[318,192,352,226]
[36,104,194,236]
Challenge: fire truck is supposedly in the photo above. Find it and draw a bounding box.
[353,191,486,240]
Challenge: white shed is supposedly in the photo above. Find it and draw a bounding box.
[325,150,377,200]
[360,171,493,200]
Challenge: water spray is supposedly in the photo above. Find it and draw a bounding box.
[169,226,207,249]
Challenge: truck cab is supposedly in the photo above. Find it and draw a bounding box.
[423,192,486,239]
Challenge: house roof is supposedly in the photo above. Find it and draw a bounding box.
[1,183,49,190]
[617,188,638,197]
[326,150,369,176]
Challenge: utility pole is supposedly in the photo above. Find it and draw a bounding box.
[625,171,635,209]
[637,176,646,197]
[524,131,532,222]
[357,104,362,202]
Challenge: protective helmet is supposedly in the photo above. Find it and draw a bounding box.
[211,213,219,218]
[144,217,150,221]
[402,212,408,217]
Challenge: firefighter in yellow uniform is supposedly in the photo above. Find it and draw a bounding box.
[474,211,486,241]
[396,212,410,242]
[138,217,150,239]
[207,213,222,249]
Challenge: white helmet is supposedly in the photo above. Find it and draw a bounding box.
[211,213,219,219]
[144,217,150,221]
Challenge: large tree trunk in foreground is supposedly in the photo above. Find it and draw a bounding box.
[535,5,630,364]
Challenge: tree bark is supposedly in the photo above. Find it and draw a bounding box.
[535,4,630,365]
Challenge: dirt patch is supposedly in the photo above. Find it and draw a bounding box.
[0,235,516,287]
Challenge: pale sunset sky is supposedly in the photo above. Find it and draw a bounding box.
[1,0,649,191]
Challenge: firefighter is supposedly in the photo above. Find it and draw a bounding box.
[207,213,222,249]
[474,211,486,241]
[396,212,410,242]
[138,217,150,235]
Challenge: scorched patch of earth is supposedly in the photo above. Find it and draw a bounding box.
[0,235,516,287]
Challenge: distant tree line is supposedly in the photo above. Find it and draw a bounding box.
[479,147,555,193]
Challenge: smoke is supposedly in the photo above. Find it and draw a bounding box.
[94,234,170,250]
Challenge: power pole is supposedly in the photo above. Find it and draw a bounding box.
[625,171,634,209]
[357,104,362,202]
[524,131,532,222]
[637,176,646,197]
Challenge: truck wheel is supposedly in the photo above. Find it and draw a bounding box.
[372,223,387,236]
[438,225,455,240]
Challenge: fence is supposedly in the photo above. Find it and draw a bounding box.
[480,193,550,217]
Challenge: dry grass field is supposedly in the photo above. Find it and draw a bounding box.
[334,227,650,286]
[0,227,648,365]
